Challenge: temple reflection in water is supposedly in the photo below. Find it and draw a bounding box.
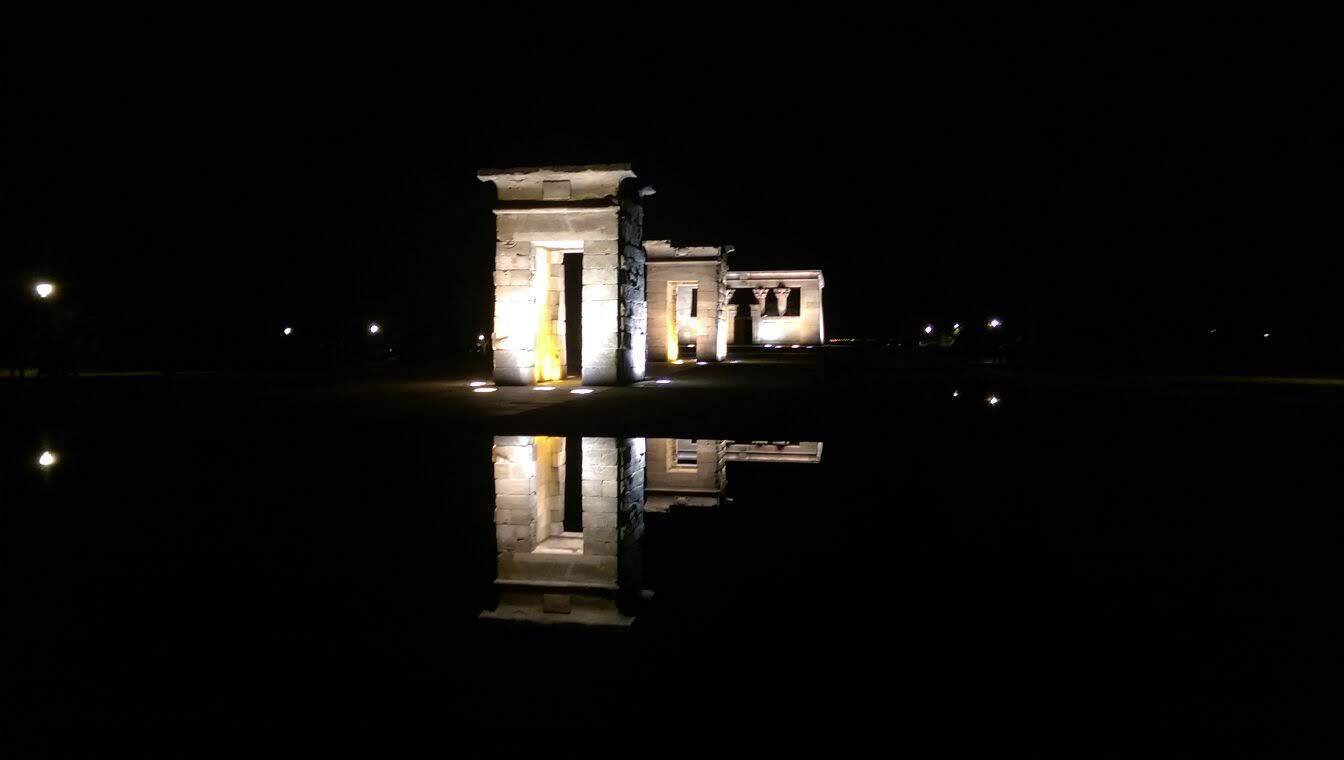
[482,436,822,627]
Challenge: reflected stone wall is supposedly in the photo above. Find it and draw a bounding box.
[486,435,646,626]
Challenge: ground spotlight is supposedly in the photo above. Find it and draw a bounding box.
[533,386,556,391]
[473,387,497,393]
[469,381,489,387]
[791,344,800,348]
[570,388,594,394]
[655,379,672,384]
[696,361,708,365]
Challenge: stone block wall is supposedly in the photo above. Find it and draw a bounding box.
[492,435,540,554]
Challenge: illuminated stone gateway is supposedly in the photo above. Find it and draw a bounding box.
[479,164,824,384]
[478,165,648,386]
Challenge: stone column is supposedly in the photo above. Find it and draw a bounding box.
[724,304,738,344]
[695,286,718,362]
[582,436,647,613]
[773,287,791,317]
[752,287,770,311]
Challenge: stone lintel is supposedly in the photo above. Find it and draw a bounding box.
[478,164,637,203]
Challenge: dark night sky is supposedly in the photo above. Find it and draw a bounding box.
[5,15,1340,365]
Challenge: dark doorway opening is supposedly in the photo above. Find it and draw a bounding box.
[564,435,583,532]
[563,253,583,377]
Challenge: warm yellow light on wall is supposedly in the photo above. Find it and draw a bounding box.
[666,282,679,362]
[533,246,563,383]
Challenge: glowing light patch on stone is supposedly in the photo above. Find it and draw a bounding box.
[38,451,57,467]
[469,381,489,387]
[570,388,594,394]
[35,283,54,298]
[533,247,563,383]
[473,387,497,393]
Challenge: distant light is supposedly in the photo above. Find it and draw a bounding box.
[477,334,486,341]
[283,327,293,336]
[1263,332,1271,339]
[923,324,933,334]
[696,361,708,365]
[473,387,497,393]
[953,323,961,330]
[987,395,1000,406]
[35,283,55,299]
[1209,329,1217,335]
[469,381,489,387]
[988,318,1002,329]
[655,379,672,384]
[368,323,381,334]
[952,390,960,398]
[570,388,594,394]
[533,386,556,391]
[38,450,57,467]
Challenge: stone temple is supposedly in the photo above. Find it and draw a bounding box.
[478,164,824,385]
